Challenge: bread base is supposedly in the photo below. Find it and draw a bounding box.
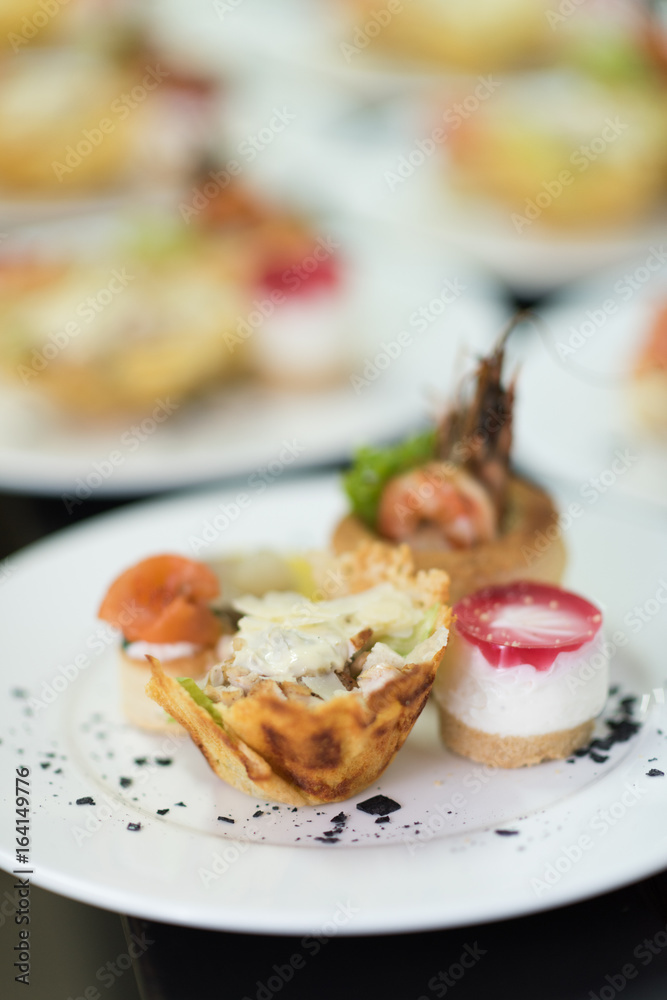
[120,647,218,734]
[332,475,566,604]
[437,707,594,768]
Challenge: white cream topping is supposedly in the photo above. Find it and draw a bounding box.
[435,631,609,737]
[230,584,426,682]
[125,641,201,663]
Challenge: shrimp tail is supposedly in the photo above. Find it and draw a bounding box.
[436,313,526,522]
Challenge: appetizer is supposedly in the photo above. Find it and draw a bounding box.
[629,301,667,436]
[0,216,250,417]
[99,554,226,733]
[333,328,566,603]
[343,0,555,72]
[434,581,608,767]
[146,544,451,806]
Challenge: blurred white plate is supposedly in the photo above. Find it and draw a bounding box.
[510,261,667,508]
[0,473,665,932]
[0,214,506,495]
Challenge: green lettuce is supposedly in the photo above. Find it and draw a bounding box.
[383,605,439,657]
[343,429,436,529]
[177,677,224,728]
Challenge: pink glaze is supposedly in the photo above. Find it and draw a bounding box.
[453,581,603,670]
[261,253,339,298]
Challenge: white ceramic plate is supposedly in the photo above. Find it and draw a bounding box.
[0,215,504,496]
[510,262,667,509]
[0,473,666,933]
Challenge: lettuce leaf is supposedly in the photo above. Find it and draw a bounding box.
[177,677,224,728]
[343,429,436,529]
[383,605,439,657]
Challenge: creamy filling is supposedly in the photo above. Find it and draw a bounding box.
[125,641,202,663]
[435,631,609,737]
[206,584,444,701]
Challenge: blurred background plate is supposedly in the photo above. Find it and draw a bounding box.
[0,214,507,496]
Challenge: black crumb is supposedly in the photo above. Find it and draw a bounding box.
[45,752,55,758]
[647,769,664,777]
[157,809,169,816]
[315,837,339,844]
[291,807,298,813]
[218,816,235,824]
[175,802,186,807]
[40,762,50,769]
[375,816,390,824]
[649,758,658,762]
[589,752,608,764]
[133,757,148,766]
[609,685,619,696]
[253,810,265,818]
[119,777,133,788]
[323,831,337,838]
[495,830,519,837]
[54,768,62,775]
[566,758,575,764]
[332,812,347,824]
[76,797,95,806]
[155,758,172,766]
[127,823,141,832]
[357,795,401,816]
[11,688,28,698]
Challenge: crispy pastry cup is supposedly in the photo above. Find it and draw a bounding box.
[146,544,451,806]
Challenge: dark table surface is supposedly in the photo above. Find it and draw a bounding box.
[2,483,667,1000]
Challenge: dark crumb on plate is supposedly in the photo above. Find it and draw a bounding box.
[119,777,132,788]
[40,762,50,769]
[495,830,519,836]
[356,795,401,816]
[253,810,265,818]
[157,809,169,816]
[155,758,172,766]
[272,805,279,811]
[589,752,608,764]
[133,757,148,766]
[175,802,186,807]
[11,688,28,698]
[375,816,390,824]
[218,816,235,824]
[291,807,298,813]
[127,823,141,832]
[647,769,664,777]
[315,837,339,844]
[76,796,95,806]
[649,758,658,762]
[332,812,347,824]
[54,768,62,775]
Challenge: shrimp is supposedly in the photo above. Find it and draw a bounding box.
[377,461,497,550]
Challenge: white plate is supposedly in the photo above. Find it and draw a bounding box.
[1,473,666,933]
[510,262,667,508]
[0,215,504,496]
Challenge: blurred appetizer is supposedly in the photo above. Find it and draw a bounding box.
[629,300,667,435]
[99,554,227,733]
[434,581,608,767]
[0,45,213,196]
[343,0,555,72]
[0,216,250,416]
[198,179,352,389]
[146,543,451,806]
[445,64,667,231]
[333,327,566,603]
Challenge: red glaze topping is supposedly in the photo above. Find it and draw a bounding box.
[261,252,338,298]
[453,581,603,670]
